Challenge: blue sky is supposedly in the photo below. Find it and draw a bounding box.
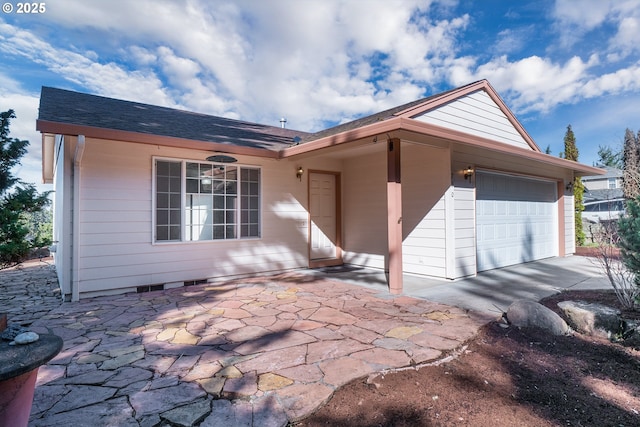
[1,0,640,192]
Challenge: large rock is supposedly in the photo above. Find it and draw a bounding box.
[557,300,621,339]
[507,300,571,336]
[621,319,640,348]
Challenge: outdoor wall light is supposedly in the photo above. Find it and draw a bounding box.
[206,154,237,163]
[566,180,574,191]
[296,166,304,181]
[463,166,474,180]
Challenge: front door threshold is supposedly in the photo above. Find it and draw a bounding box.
[309,258,343,269]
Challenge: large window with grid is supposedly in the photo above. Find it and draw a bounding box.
[155,159,261,242]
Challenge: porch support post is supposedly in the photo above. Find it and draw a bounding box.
[387,138,403,294]
[557,180,566,257]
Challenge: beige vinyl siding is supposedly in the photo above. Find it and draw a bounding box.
[582,177,621,191]
[565,194,576,255]
[583,179,609,190]
[414,90,530,149]
[401,143,450,277]
[74,138,325,298]
[342,150,387,269]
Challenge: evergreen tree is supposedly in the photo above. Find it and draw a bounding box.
[618,197,640,289]
[562,125,585,245]
[622,128,640,199]
[563,125,578,161]
[596,144,623,168]
[0,109,50,268]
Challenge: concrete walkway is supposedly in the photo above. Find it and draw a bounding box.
[309,255,610,316]
[1,260,488,427]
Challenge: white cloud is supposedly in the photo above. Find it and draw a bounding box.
[128,46,157,66]
[0,22,174,107]
[552,0,611,30]
[609,16,640,59]
[494,28,530,55]
[467,55,597,113]
[552,0,640,60]
[8,0,469,130]
[581,63,640,98]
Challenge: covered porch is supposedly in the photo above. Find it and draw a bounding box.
[287,119,600,295]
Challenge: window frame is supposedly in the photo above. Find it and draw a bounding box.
[152,156,262,244]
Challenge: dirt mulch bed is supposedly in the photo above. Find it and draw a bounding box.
[295,290,640,427]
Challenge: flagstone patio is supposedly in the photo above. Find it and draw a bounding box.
[1,260,488,426]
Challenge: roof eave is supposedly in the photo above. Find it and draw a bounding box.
[279,117,403,158]
[280,116,604,176]
[36,120,280,159]
[399,118,604,176]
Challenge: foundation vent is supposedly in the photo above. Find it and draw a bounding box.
[136,284,164,293]
[184,279,208,287]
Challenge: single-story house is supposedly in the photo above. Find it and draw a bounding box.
[37,80,603,301]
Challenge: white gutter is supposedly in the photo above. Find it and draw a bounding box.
[71,135,85,302]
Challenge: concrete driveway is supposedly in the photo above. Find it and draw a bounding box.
[308,255,611,316]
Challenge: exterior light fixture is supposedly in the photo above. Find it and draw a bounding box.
[206,154,237,163]
[566,180,574,192]
[463,166,474,180]
[296,166,304,181]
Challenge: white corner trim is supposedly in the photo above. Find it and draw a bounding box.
[71,135,85,302]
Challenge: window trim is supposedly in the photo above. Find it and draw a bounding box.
[152,156,262,245]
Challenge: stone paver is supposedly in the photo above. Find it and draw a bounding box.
[0,259,488,426]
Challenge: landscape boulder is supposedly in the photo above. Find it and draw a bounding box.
[621,319,640,348]
[506,300,571,336]
[557,300,621,339]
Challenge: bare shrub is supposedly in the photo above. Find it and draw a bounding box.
[591,220,640,310]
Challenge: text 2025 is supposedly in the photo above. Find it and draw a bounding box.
[17,2,46,13]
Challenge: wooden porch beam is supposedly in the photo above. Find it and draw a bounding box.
[387,138,403,294]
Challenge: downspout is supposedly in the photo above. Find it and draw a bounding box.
[71,135,85,302]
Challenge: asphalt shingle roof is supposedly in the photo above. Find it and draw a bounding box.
[39,83,475,149]
[584,188,624,202]
[582,166,622,180]
[38,87,311,151]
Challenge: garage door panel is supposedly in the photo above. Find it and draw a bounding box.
[477,172,557,271]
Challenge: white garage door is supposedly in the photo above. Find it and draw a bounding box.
[476,172,558,271]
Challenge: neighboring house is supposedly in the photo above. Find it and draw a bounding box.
[582,166,623,203]
[37,80,603,301]
[582,166,624,223]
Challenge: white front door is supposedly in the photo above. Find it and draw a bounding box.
[310,172,338,261]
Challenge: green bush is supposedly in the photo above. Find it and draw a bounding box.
[618,197,640,291]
